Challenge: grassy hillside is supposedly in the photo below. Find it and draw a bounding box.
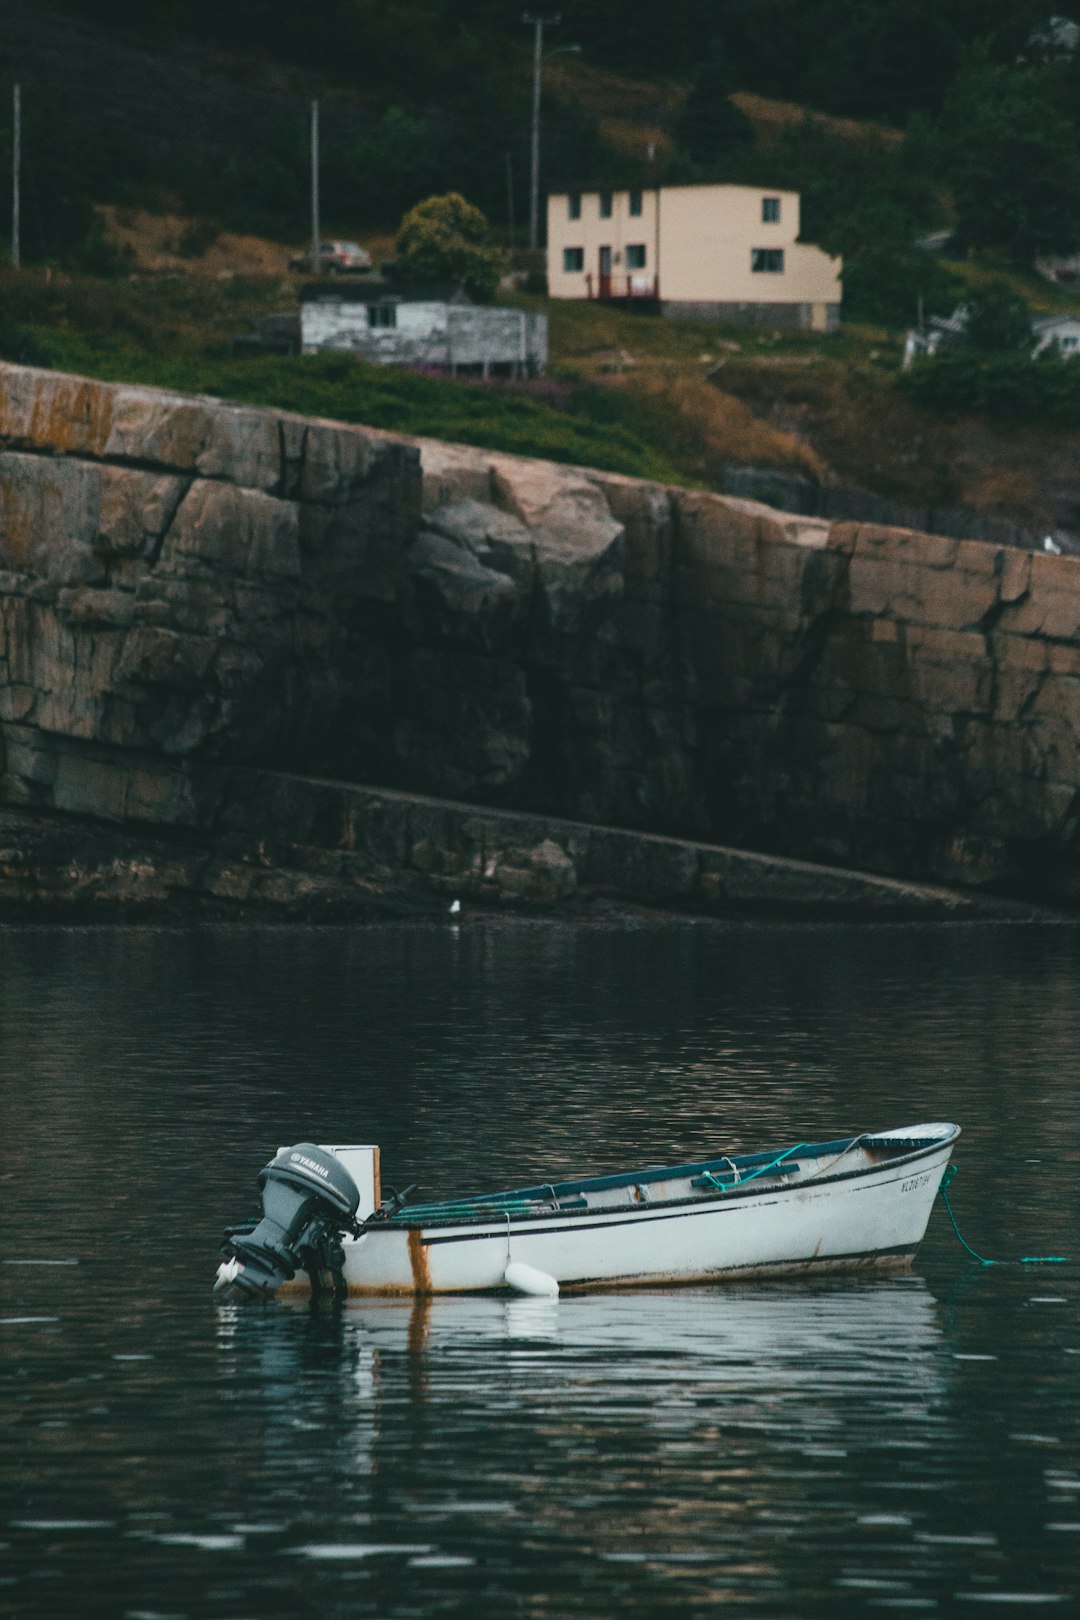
[0,267,687,483]
[8,262,1080,536]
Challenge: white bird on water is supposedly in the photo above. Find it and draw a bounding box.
[449,899,462,916]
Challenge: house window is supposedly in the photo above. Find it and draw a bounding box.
[1061,335,1078,352]
[367,303,397,327]
[563,246,584,272]
[762,196,781,223]
[568,192,581,220]
[599,189,613,218]
[625,243,647,269]
[629,189,643,216]
[751,248,784,273]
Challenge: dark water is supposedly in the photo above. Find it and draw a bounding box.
[3,919,1080,1617]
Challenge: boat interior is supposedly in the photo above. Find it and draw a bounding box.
[389,1125,958,1225]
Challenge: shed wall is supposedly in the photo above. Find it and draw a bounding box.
[301,302,547,371]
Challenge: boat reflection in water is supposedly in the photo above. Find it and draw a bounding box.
[211,1266,959,1603]
[216,1276,948,1418]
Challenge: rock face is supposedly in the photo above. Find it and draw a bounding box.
[3,359,1080,909]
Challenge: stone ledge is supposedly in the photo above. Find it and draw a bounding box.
[207,770,1038,920]
[0,776,1041,920]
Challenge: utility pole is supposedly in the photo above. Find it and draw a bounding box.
[310,98,320,271]
[523,13,559,252]
[12,83,20,269]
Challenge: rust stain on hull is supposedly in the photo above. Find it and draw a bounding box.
[407,1228,432,1295]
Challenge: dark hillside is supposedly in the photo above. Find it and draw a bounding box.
[1,1,1072,280]
[0,0,603,256]
[51,0,1050,111]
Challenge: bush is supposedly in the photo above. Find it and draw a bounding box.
[842,244,963,328]
[66,222,134,278]
[934,65,1080,261]
[0,308,48,366]
[900,349,1080,423]
[963,280,1032,354]
[395,193,503,302]
[178,219,222,259]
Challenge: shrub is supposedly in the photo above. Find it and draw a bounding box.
[178,219,222,259]
[395,193,503,302]
[963,280,1032,354]
[900,349,1080,423]
[842,244,963,328]
[0,307,48,366]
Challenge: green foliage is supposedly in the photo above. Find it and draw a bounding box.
[67,221,134,278]
[395,194,503,301]
[1,3,603,260]
[934,64,1080,260]
[8,262,683,481]
[47,0,1059,126]
[963,279,1032,352]
[842,245,963,327]
[710,0,968,120]
[802,1,966,121]
[901,348,1080,423]
[0,306,47,366]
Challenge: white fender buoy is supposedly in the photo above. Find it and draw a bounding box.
[504,1260,559,1298]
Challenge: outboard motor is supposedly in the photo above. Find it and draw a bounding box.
[214,1143,361,1300]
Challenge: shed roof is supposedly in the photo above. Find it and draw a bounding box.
[299,279,473,306]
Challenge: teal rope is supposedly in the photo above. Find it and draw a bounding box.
[406,1142,816,1220]
[938,1164,1068,1266]
[698,1141,810,1195]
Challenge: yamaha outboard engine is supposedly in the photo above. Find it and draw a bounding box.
[214,1143,361,1300]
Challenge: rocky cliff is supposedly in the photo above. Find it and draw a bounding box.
[1,360,1078,913]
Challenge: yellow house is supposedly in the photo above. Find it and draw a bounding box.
[546,183,842,331]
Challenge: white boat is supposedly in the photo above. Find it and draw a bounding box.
[214,1122,960,1300]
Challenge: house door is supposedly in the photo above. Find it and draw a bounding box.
[598,245,612,298]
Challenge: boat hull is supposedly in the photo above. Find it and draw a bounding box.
[283,1130,957,1298]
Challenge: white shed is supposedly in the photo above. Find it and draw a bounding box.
[300,280,547,377]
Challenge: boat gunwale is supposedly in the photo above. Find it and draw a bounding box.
[372,1127,959,1236]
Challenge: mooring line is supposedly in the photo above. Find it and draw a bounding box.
[939,1164,1068,1266]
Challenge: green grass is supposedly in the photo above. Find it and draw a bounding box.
[1,269,687,483]
[942,258,1080,318]
[44,343,687,482]
[529,292,873,368]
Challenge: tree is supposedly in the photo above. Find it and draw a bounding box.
[394,193,503,301]
[963,279,1032,352]
[803,0,964,121]
[842,242,963,328]
[937,65,1080,260]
